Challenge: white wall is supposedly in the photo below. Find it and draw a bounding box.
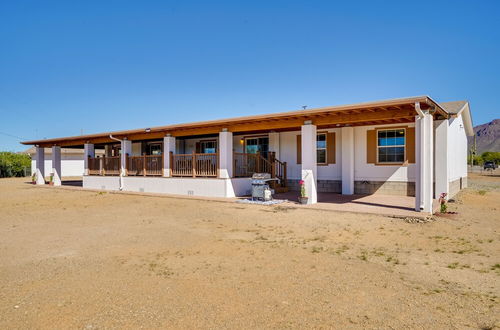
[447,115,468,182]
[354,124,416,182]
[279,129,342,180]
[83,176,252,198]
[132,142,142,156]
[31,153,84,177]
[281,125,415,182]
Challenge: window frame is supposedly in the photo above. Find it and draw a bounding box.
[316,132,327,165]
[376,128,406,164]
[199,139,218,154]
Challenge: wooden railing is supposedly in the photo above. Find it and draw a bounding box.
[87,151,285,184]
[88,156,121,176]
[233,152,273,177]
[233,151,287,187]
[170,152,218,177]
[103,156,121,176]
[127,155,163,176]
[88,156,102,175]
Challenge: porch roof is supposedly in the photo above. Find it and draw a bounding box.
[23,96,451,148]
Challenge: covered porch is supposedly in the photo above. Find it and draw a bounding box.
[24,96,451,214]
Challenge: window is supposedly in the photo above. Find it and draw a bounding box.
[317,133,327,164]
[200,140,217,153]
[377,129,405,163]
[245,137,269,158]
[147,143,162,155]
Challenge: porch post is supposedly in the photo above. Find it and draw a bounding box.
[268,132,280,159]
[219,129,233,178]
[163,135,176,177]
[104,144,112,157]
[415,113,434,212]
[83,143,95,175]
[301,123,317,204]
[51,146,62,186]
[121,139,132,176]
[35,147,45,185]
[341,126,355,195]
[435,119,449,200]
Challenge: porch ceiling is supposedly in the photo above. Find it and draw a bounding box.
[22,96,448,148]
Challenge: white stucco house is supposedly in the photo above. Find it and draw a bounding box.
[22,96,473,214]
[23,147,104,177]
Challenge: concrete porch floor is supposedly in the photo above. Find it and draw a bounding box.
[275,191,438,218]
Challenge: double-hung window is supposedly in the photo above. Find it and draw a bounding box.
[317,133,327,164]
[377,129,405,163]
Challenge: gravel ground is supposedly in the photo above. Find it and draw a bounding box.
[0,173,498,329]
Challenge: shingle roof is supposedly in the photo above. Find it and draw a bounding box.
[440,101,468,114]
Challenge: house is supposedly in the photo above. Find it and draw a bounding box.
[22,147,104,177]
[21,96,473,213]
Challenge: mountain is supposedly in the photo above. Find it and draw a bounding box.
[468,119,500,154]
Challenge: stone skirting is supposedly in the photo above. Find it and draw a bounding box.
[354,181,415,196]
[286,179,414,196]
[286,179,342,193]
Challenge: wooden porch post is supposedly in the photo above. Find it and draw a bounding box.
[169,152,173,177]
[192,151,196,178]
[143,154,146,176]
[102,155,106,176]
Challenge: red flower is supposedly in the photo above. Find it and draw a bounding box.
[299,180,305,185]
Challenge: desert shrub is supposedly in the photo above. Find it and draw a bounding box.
[0,152,31,177]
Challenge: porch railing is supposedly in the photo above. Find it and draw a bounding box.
[170,152,218,178]
[126,155,163,176]
[87,156,121,176]
[233,151,287,187]
[233,152,274,177]
[88,156,102,175]
[102,156,121,176]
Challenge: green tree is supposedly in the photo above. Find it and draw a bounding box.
[481,151,500,164]
[0,152,31,177]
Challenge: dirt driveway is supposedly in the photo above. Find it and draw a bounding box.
[0,174,498,329]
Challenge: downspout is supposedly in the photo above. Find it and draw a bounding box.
[415,102,425,118]
[109,135,124,191]
[415,102,425,210]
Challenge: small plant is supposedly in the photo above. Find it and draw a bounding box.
[299,179,306,197]
[31,173,36,184]
[298,179,308,204]
[478,190,487,196]
[49,173,54,186]
[439,192,448,213]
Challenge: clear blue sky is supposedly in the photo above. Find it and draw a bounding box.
[1,0,499,151]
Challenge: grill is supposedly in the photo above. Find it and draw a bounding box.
[251,173,278,201]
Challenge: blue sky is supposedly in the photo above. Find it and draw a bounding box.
[1,0,499,151]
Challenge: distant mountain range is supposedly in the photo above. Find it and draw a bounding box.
[468,119,500,154]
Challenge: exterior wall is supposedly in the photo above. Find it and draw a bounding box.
[132,142,142,156]
[279,129,342,181]
[31,154,84,177]
[83,176,252,198]
[353,124,416,182]
[281,124,417,195]
[83,175,121,191]
[447,115,468,183]
[449,177,467,198]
